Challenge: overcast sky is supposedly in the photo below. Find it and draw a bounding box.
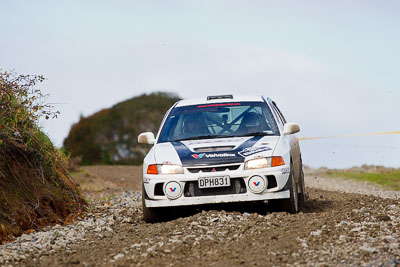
[1,0,399,168]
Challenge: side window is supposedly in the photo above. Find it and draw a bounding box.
[272,101,287,124]
[269,102,284,126]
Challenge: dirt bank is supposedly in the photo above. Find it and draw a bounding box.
[0,72,85,243]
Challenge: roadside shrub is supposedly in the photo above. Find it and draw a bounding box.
[0,71,60,163]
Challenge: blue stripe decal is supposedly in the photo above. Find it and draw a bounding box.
[172,136,263,167]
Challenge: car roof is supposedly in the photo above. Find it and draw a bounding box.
[175,95,266,107]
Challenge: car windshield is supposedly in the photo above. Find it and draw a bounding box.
[158,101,280,143]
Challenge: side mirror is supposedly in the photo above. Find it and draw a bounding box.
[283,123,300,135]
[138,132,155,145]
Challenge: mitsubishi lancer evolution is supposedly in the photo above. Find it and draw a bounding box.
[138,95,305,222]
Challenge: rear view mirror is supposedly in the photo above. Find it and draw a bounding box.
[283,123,300,135]
[138,132,155,145]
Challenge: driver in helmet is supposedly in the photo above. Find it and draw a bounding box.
[238,112,263,134]
[182,113,209,138]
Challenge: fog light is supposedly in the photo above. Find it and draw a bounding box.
[163,181,182,199]
[248,175,267,193]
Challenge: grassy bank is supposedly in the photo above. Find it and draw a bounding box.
[321,166,400,191]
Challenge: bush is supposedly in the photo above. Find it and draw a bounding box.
[0,72,60,163]
[63,92,181,165]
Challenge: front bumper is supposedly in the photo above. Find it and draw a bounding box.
[143,165,290,208]
[145,190,290,207]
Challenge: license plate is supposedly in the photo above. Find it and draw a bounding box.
[198,176,230,189]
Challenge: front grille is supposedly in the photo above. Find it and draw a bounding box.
[184,178,246,197]
[187,164,240,173]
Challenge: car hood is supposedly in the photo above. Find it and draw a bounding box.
[154,136,280,167]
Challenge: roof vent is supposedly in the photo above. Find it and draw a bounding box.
[207,95,233,101]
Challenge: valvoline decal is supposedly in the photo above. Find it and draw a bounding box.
[192,152,236,159]
[191,153,205,159]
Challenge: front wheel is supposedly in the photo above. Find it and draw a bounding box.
[142,187,162,223]
[297,167,306,210]
[269,167,300,214]
[282,171,300,213]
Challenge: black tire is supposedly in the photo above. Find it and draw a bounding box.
[269,166,299,214]
[297,167,306,210]
[142,187,162,223]
[281,170,299,214]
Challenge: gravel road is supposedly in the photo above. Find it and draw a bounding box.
[1,173,400,266]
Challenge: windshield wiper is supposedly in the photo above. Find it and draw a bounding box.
[235,131,274,137]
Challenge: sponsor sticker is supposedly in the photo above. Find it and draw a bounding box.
[192,153,205,159]
[281,167,290,174]
[198,103,241,108]
[238,146,271,157]
[191,152,236,159]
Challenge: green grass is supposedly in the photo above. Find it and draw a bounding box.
[325,169,400,191]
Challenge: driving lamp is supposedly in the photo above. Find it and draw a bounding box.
[245,158,269,169]
[147,164,184,174]
[244,156,285,169]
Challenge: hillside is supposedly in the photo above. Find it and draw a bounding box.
[63,92,180,165]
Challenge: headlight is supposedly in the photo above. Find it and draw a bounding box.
[147,164,184,174]
[244,158,269,169]
[159,164,184,174]
[244,156,285,170]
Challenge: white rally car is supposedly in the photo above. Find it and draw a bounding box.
[138,95,305,222]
